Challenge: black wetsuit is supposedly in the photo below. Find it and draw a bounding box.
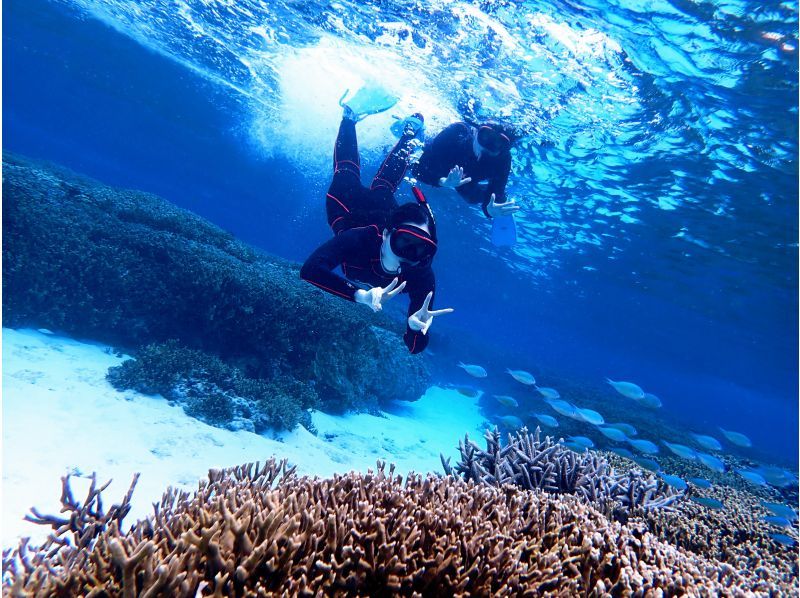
[413,122,511,218]
[300,118,435,354]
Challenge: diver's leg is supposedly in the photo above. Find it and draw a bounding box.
[370,115,423,193]
[327,117,367,234]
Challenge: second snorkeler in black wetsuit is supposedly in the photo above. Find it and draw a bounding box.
[413,122,520,219]
[300,102,453,354]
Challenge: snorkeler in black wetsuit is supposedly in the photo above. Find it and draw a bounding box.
[300,106,454,354]
[413,122,520,219]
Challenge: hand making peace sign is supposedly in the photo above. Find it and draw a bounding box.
[355,278,407,312]
[408,291,454,335]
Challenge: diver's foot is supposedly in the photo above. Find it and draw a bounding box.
[342,105,359,122]
[401,113,425,138]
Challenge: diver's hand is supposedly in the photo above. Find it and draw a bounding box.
[408,292,454,335]
[439,166,472,189]
[486,193,521,218]
[355,278,406,312]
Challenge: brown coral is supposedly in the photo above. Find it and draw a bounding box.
[2,459,791,596]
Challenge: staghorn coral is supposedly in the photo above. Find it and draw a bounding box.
[5,458,789,596]
[441,426,683,519]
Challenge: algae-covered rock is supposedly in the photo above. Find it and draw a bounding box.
[2,153,429,421]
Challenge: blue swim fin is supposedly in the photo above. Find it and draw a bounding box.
[390,114,426,139]
[339,84,398,121]
[491,214,517,247]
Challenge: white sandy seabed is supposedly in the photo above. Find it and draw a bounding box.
[1,327,486,549]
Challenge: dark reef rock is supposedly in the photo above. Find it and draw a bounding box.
[2,153,429,425]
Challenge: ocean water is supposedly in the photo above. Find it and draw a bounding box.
[4,0,797,474]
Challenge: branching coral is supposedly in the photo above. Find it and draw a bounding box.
[441,426,683,519]
[4,458,788,596]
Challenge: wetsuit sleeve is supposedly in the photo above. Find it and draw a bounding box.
[414,123,471,186]
[300,229,367,301]
[403,267,436,354]
[479,151,512,219]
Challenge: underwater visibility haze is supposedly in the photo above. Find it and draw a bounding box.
[2,0,799,593]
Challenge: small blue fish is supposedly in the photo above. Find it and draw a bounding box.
[546,398,579,419]
[506,368,536,385]
[563,441,588,453]
[628,438,659,454]
[719,427,752,448]
[688,477,712,489]
[696,452,726,473]
[597,426,628,442]
[690,433,722,452]
[531,413,559,427]
[690,496,724,510]
[662,441,698,460]
[609,447,635,459]
[736,469,768,486]
[761,502,798,521]
[659,473,688,490]
[536,387,560,400]
[633,457,661,472]
[606,423,637,436]
[458,362,487,378]
[576,407,604,426]
[496,415,524,430]
[769,533,798,548]
[606,378,644,399]
[637,392,662,408]
[762,516,792,528]
[494,395,519,408]
[754,466,798,488]
[454,386,480,398]
[568,436,595,448]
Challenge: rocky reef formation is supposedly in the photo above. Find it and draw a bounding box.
[4,458,789,596]
[442,426,683,521]
[2,153,429,425]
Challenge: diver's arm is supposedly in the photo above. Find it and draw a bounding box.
[300,230,364,301]
[414,123,471,186]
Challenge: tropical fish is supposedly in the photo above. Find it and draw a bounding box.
[606,378,645,399]
[688,477,712,489]
[690,497,724,510]
[628,438,659,455]
[662,441,698,460]
[659,473,687,490]
[736,469,768,486]
[458,362,487,378]
[494,395,519,408]
[545,399,579,419]
[536,387,560,399]
[761,502,798,521]
[507,369,536,385]
[762,516,793,528]
[454,386,480,398]
[690,433,722,452]
[606,422,637,436]
[769,534,798,548]
[597,426,628,442]
[563,441,587,453]
[568,436,595,449]
[637,392,662,408]
[753,466,798,488]
[718,427,752,448]
[576,407,604,426]
[531,413,559,427]
[696,452,726,473]
[496,415,524,430]
[633,457,661,472]
[609,447,635,459]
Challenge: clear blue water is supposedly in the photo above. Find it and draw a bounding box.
[4,0,798,465]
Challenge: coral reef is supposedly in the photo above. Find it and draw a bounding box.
[107,340,317,431]
[2,153,429,416]
[442,426,683,520]
[3,459,788,596]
